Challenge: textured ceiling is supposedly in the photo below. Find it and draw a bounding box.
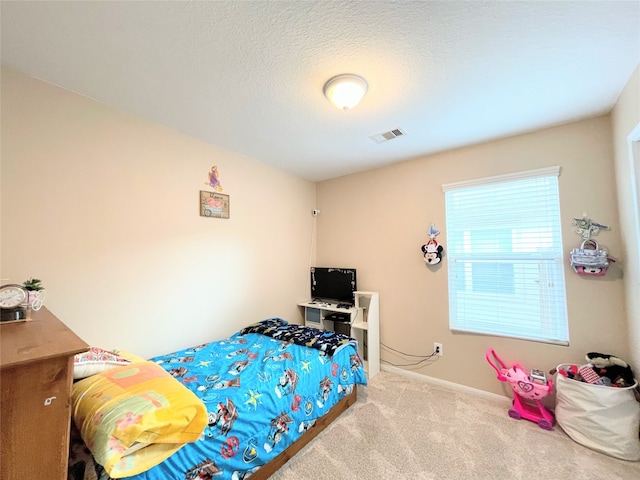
[2,1,639,181]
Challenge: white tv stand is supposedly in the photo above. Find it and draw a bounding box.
[298,291,379,378]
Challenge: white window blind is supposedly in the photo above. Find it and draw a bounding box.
[443,167,569,345]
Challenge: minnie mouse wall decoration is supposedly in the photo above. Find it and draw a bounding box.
[421,223,444,266]
[422,240,443,265]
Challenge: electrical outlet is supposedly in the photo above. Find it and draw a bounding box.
[434,342,443,356]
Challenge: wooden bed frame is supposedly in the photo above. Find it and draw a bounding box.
[251,386,358,479]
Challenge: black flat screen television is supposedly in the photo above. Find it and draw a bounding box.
[310,267,357,305]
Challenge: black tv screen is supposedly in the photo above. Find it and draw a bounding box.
[310,267,357,305]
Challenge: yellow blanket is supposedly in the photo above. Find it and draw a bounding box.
[72,361,207,478]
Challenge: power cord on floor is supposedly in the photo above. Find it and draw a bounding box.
[381,342,439,367]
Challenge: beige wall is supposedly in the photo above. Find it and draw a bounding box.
[0,68,315,359]
[317,115,627,396]
[612,64,640,371]
[2,66,636,397]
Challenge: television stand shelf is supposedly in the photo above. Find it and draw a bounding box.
[298,291,379,378]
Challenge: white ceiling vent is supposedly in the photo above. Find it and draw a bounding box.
[370,128,406,144]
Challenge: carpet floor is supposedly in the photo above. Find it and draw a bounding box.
[270,371,640,480]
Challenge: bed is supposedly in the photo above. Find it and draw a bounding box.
[69,318,367,480]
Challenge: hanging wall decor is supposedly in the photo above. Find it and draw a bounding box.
[204,165,224,191]
[421,223,444,265]
[200,191,230,219]
[572,214,609,241]
[569,214,613,276]
[200,165,229,218]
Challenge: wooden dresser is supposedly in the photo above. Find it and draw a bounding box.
[1,307,88,480]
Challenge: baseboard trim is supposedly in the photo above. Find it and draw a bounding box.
[381,364,510,404]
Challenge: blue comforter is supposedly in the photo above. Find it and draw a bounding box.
[123,319,367,480]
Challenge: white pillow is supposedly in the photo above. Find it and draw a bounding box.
[73,346,131,379]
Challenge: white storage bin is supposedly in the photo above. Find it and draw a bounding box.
[555,365,640,461]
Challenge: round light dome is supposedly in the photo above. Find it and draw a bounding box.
[323,74,368,111]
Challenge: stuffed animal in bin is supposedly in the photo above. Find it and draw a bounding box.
[586,352,636,387]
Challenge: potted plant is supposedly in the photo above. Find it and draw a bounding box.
[22,278,44,308]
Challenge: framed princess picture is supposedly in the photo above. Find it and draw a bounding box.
[200,191,229,219]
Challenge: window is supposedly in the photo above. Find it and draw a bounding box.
[443,167,569,345]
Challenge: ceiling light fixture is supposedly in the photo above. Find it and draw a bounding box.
[323,74,368,111]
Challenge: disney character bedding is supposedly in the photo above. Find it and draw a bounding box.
[69,318,367,480]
